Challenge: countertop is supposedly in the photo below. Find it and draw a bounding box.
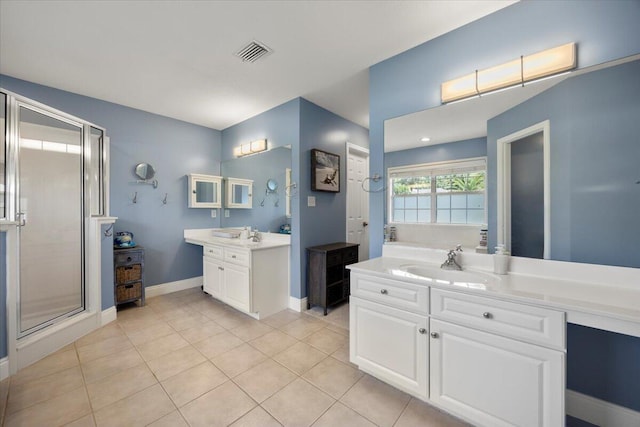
[184,228,290,251]
[349,245,640,337]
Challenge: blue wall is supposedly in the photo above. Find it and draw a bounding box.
[1,232,6,358]
[487,60,640,267]
[298,98,369,298]
[0,75,222,290]
[368,0,640,413]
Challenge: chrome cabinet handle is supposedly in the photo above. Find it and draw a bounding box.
[418,328,427,334]
[430,332,439,339]
[380,289,388,295]
[232,255,237,258]
[482,312,492,319]
[218,266,224,271]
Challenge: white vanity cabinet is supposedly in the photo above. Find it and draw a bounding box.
[202,243,289,319]
[349,272,566,427]
[188,174,222,208]
[350,273,429,400]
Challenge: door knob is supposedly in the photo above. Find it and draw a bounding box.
[482,312,492,319]
[430,332,439,339]
[418,328,427,334]
[380,289,388,295]
[363,221,369,227]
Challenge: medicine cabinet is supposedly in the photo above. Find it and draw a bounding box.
[226,177,253,209]
[188,173,222,208]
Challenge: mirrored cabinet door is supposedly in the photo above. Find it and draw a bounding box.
[188,173,222,208]
[225,177,253,209]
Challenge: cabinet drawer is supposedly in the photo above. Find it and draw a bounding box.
[351,273,428,314]
[431,288,565,349]
[116,282,142,303]
[115,251,142,265]
[326,250,342,266]
[116,264,141,283]
[204,245,223,259]
[224,247,250,266]
[343,247,359,264]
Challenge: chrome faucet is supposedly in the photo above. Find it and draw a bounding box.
[441,246,463,271]
[247,229,261,242]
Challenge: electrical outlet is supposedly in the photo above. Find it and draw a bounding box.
[224,210,230,218]
[211,210,216,218]
[307,196,316,207]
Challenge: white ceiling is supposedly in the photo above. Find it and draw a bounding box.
[0,1,515,131]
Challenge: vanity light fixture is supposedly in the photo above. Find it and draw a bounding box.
[441,42,577,103]
[234,139,268,157]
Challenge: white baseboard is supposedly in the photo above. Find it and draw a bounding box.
[0,357,8,381]
[101,306,117,326]
[566,389,640,427]
[288,296,308,312]
[145,276,203,299]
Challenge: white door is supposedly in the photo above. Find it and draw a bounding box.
[203,256,224,298]
[429,319,564,427]
[350,296,428,399]
[346,143,369,261]
[224,263,251,312]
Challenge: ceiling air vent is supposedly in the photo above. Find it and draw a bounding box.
[235,40,272,63]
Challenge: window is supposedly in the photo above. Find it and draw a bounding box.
[388,158,486,225]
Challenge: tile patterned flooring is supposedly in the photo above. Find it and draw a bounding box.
[0,288,470,427]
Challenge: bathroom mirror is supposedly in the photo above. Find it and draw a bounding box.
[384,55,640,269]
[134,163,155,180]
[267,179,278,193]
[220,146,292,232]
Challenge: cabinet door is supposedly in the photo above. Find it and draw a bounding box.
[203,256,224,298]
[350,296,428,399]
[429,319,564,427]
[224,263,251,312]
[188,174,222,208]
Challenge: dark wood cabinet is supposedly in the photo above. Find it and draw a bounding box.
[114,246,145,306]
[306,242,359,315]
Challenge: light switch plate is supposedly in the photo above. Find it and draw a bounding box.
[211,210,216,218]
[307,196,316,207]
[224,210,230,217]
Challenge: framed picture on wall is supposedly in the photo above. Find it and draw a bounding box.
[311,148,340,192]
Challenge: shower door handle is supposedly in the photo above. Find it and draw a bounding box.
[17,212,27,227]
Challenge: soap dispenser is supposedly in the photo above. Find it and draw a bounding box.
[493,244,510,275]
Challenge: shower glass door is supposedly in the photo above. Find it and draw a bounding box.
[18,105,85,336]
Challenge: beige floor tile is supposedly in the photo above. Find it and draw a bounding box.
[167,312,210,331]
[262,309,303,328]
[76,335,133,363]
[230,406,282,427]
[86,363,157,410]
[5,386,91,427]
[340,375,411,427]
[312,402,376,427]
[125,322,175,346]
[325,322,349,337]
[148,344,206,381]
[179,321,226,343]
[304,328,348,354]
[94,383,175,427]
[234,359,297,403]
[212,343,268,378]
[161,361,228,407]
[155,306,192,321]
[249,329,298,356]
[273,341,327,375]
[136,332,189,361]
[117,314,162,333]
[395,398,472,427]
[230,321,274,341]
[193,330,244,358]
[64,413,96,427]
[0,377,9,422]
[10,348,79,386]
[180,381,256,427]
[215,310,257,329]
[116,305,158,322]
[330,344,356,367]
[303,357,363,399]
[75,322,124,348]
[81,347,143,384]
[147,410,189,427]
[262,378,335,427]
[7,366,85,414]
[279,318,325,339]
[199,304,229,321]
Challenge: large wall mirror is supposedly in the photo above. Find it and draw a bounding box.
[220,145,292,233]
[384,54,640,269]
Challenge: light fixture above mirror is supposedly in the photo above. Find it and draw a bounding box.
[233,138,268,157]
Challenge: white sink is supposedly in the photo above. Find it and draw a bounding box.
[391,264,500,288]
[211,229,242,238]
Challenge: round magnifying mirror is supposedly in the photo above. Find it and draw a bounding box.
[135,163,155,180]
[267,179,278,192]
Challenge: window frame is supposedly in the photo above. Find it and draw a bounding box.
[387,157,487,226]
